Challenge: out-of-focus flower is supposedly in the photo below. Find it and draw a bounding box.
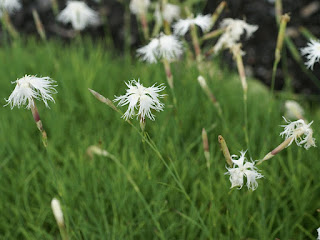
[51,198,64,227]
[5,75,57,109]
[301,39,320,70]
[154,3,180,24]
[0,0,21,16]
[317,227,320,240]
[284,100,304,120]
[114,80,165,122]
[280,117,316,149]
[214,18,258,52]
[57,1,99,31]
[225,151,263,191]
[129,0,150,16]
[173,14,212,36]
[137,33,183,63]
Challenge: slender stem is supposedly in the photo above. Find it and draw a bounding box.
[162,59,177,107]
[211,1,227,27]
[2,11,19,39]
[190,24,202,63]
[139,14,149,41]
[32,8,47,41]
[232,44,250,154]
[30,100,48,147]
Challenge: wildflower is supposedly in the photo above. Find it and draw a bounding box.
[214,18,258,52]
[0,0,21,16]
[137,33,183,63]
[5,75,57,109]
[284,100,304,120]
[173,14,212,36]
[317,227,320,240]
[51,198,64,227]
[225,151,263,190]
[280,117,316,149]
[301,39,320,70]
[154,3,180,24]
[129,0,150,16]
[114,80,165,122]
[57,1,99,31]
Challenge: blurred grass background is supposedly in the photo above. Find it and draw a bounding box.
[0,38,319,239]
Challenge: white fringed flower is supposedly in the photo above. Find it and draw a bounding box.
[129,0,150,16]
[5,75,57,109]
[225,151,263,191]
[51,198,64,227]
[137,34,183,63]
[0,0,21,16]
[284,100,304,120]
[114,80,165,121]
[57,1,99,31]
[280,117,316,149]
[173,14,212,36]
[214,18,258,52]
[301,39,320,70]
[154,3,180,24]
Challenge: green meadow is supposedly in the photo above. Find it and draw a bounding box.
[0,38,319,239]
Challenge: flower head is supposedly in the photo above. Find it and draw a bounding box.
[280,117,316,149]
[137,33,183,63]
[317,227,320,240]
[57,1,99,31]
[301,39,320,70]
[51,198,64,227]
[154,3,180,24]
[5,75,57,109]
[114,80,165,122]
[225,151,263,191]
[129,0,150,16]
[173,14,212,36]
[0,0,21,16]
[284,100,304,120]
[214,18,258,53]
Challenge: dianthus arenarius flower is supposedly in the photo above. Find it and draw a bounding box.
[280,117,316,149]
[57,1,99,31]
[173,14,212,36]
[301,39,320,70]
[137,33,183,63]
[0,0,21,16]
[225,151,263,191]
[5,75,57,109]
[114,80,165,122]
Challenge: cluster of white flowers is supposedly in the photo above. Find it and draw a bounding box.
[301,39,320,70]
[284,100,304,120]
[173,14,212,36]
[280,117,316,149]
[114,80,165,122]
[137,34,183,63]
[214,18,258,53]
[5,75,57,109]
[129,0,150,16]
[0,0,21,17]
[57,1,99,31]
[154,3,180,24]
[225,151,263,191]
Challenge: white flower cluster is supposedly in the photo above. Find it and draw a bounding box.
[154,3,180,24]
[173,14,212,36]
[114,80,165,122]
[301,39,320,70]
[129,0,150,16]
[280,117,316,149]
[214,18,258,52]
[5,75,57,109]
[137,34,183,63]
[57,1,99,31]
[0,0,21,17]
[225,151,263,191]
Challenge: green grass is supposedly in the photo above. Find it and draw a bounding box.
[0,38,319,239]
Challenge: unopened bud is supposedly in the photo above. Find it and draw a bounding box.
[51,198,64,227]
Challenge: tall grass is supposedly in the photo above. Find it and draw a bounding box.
[0,38,319,239]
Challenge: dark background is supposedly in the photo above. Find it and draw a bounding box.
[5,0,320,97]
